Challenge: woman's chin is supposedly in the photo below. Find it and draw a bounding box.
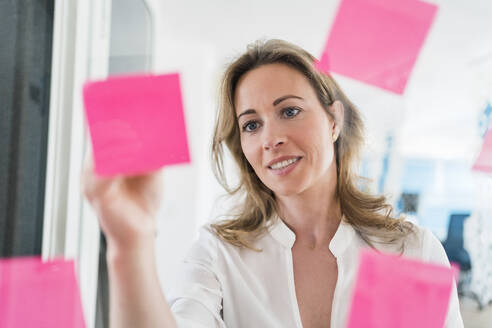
[271,185,304,197]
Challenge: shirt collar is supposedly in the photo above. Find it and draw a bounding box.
[268,214,356,257]
[268,215,296,248]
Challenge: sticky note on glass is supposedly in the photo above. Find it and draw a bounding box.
[83,73,190,176]
[317,0,438,94]
[472,126,492,173]
[0,257,86,328]
[347,249,453,328]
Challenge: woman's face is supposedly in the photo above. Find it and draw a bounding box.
[234,63,340,197]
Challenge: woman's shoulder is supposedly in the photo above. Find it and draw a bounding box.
[182,224,221,266]
[367,222,450,267]
[402,224,450,266]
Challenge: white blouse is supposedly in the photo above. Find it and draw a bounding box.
[167,216,464,327]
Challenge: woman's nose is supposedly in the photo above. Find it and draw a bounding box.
[262,124,286,150]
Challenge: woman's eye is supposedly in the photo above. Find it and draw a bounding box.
[283,107,301,118]
[243,121,259,132]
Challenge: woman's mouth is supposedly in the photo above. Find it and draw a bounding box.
[268,157,302,176]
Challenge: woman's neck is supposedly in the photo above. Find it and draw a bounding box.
[275,172,342,249]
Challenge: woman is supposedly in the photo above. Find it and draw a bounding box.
[83,39,463,327]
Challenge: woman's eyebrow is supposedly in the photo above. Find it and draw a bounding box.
[273,94,303,106]
[237,109,256,120]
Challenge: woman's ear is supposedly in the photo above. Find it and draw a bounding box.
[330,100,345,141]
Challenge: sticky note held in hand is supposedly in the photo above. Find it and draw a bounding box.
[83,73,191,176]
[0,257,86,328]
[347,249,454,328]
[317,0,438,94]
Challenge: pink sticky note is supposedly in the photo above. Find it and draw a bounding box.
[347,249,454,328]
[472,127,492,173]
[0,257,86,328]
[83,73,190,176]
[317,0,438,94]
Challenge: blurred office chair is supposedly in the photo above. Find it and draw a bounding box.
[443,213,472,270]
[442,213,472,294]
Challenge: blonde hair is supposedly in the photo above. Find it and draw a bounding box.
[211,39,414,251]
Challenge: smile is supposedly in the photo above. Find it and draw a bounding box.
[269,157,301,170]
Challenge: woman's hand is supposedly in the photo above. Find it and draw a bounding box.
[82,152,163,255]
[82,153,177,328]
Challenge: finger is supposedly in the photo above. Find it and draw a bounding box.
[124,169,163,193]
[81,148,118,201]
[123,169,164,213]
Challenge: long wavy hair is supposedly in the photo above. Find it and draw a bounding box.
[210,39,414,252]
